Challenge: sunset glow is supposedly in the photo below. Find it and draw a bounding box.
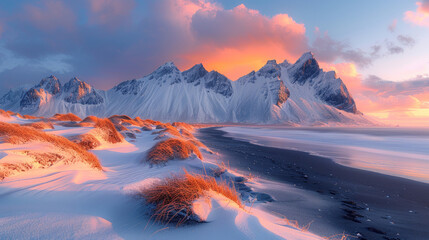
[0,0,428,126]
[1,2,429,239]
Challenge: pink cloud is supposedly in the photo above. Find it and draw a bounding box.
[404,1,429,27]
[388,19,397,32]
[178,3,308,79]
[320,61,429,126]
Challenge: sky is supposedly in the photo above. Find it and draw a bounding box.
[0,0,428,126]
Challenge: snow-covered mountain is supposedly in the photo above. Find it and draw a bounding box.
[0,52,373,125]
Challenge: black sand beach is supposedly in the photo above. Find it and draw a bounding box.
[197,127,429,240]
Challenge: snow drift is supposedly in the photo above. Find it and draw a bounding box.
[0,122,102,179]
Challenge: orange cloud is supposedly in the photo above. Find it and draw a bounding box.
[169,3,307,79]
[319,62,363,91]
[180,44,294,80]
[404,2,429,27]
[320,61,429,126]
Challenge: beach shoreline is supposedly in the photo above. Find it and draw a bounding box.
[197,127,429,240]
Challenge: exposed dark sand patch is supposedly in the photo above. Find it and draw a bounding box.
[197,127,429,240]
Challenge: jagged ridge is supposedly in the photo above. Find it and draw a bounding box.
[0,52,368,125]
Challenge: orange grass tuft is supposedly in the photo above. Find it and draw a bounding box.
[23,121,54,130]
[0,109,10,118]
[153,125,182,139]
[71,118,123,149]
[140,171,242,225]
[23,114,40,120]
[51,113,82,122]
[94,118,124,143]
[81,116,99,124]
[172,122,194,132]
[109,115,141,127]
[146,138,202,164]
[141,125,153,131]
[0,122,102,170]
[71,134,101,150]
[138,118,162,126]
[213,162,228,177]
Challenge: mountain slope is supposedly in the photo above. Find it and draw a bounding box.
[0,52,373,125]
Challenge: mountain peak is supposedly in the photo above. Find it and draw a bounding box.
[279,59,290,67]
[48,75,58,80]
[36,75,61,95]
[63,77,92,93]
[265,60,277,66]
[183,63,208,83]
[295,51,315,65]
[204,71,233,97]
[150,61,180,79]
[185,63,207,73]
[62,77,103,105]
[291,51,320,84]
[161,61,177,68]
[257,59,281,79]
[69,77,82,83]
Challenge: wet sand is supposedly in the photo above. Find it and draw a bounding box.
[197,127,429,240]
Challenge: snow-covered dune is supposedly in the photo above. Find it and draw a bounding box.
[0,116,328,240]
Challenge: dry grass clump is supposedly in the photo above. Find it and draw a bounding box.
[136,118,162,126]
[0,162,31,180]
[23,114,40,120]
[140,171,242,225]
[107,115,138,131]
[0,109,10,118]
[172,122,194,132]
[76,116,100,127]
[133,117,154,130]
[0,152,65,180]
[155,123,173,130]
[94,118,124,143]
[180,129,195,139]
[213,162,228,177]
[0,122,102,170]
[51,113,82,122]
[81,116,99,124]
[114,123,129,132]
[71,118,124,149]
[109,115,141,127]
[152,125,182,139]
[146,138,202,164]
[141,125,153,131]
[70,134,101,150]
[23,121,54,130]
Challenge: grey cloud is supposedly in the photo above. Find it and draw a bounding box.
[386,41,404,54]
[370,45,382,57]
[365,75,429,96]
[397,35,415,47]
[310,33,372,68]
